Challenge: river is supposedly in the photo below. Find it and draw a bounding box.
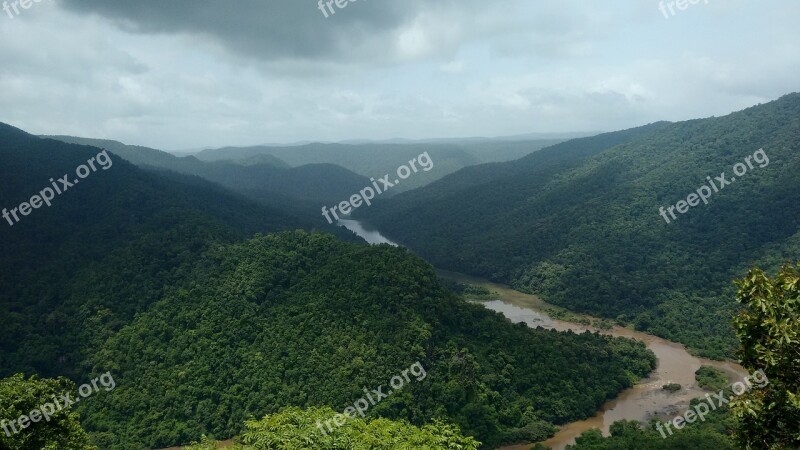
[338,219,399,246]
[343,221,747,450]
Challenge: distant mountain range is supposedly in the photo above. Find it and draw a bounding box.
[170,131,595,155]
[337,131,597,145]
[45,136,370,217]
[194,139,570,192]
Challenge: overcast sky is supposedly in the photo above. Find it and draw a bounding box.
[0,0,798,150]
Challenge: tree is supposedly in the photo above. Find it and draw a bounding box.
[184,406,480,450]
[731,263,800,449]
[0,374,96,450]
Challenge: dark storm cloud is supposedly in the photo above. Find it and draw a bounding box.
[58,0,456,62]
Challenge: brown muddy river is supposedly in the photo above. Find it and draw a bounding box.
[437,269,746,450]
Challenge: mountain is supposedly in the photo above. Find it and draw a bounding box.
[220,153,291,168]
[46,136,370,216]
[361,93,800,358]
[339,131,596,145]
[194,140,567,192]
[0,123,346,379]
[1,122,656,450]
[43,136,242,169]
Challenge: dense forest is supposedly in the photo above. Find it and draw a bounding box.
[74,231,654,449]
[0,124,656,449]
[362,93,800,358]
[0,123,356,380]
[183,407,481,449]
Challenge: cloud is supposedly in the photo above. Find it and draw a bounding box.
[58,0,463,63]
[0,0,797,148]
[57,0,616,66]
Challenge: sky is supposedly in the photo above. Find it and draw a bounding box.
[0,0,798,150]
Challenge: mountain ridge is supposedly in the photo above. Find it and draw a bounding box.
[361,93,800,358]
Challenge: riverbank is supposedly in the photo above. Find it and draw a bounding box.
[436,269,746,450]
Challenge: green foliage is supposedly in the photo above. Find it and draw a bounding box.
[364,94,800,358]
[0,374,95,450]
[544,308,601,328]
[731,263,800,449]
[694,366,728,392]
[0,126,316,380]
[185,406,480,450]
[78,232,654,449]
[593,319,614,331]
[565,414,737,450]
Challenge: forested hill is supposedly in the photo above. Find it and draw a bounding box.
[0,123,340,379]
[46,135,371,215]
[46,136,292,170]
[362,93,800,358]
[79,231,655,449]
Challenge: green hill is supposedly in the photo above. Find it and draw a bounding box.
[46,136,370,215]
[79,231,655,449]
[0,123,346,379]
[361,93,800,358]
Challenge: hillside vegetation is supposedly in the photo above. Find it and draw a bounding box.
[0,123,349,380]
[79,231,655,449]
[363,93,800,358]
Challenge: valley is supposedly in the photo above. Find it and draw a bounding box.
[343,221,749,450]
[2,2,799,448]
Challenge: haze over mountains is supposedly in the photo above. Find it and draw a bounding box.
[44,136,370,216]
[191,139,570,193]
[46,136,569,204]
